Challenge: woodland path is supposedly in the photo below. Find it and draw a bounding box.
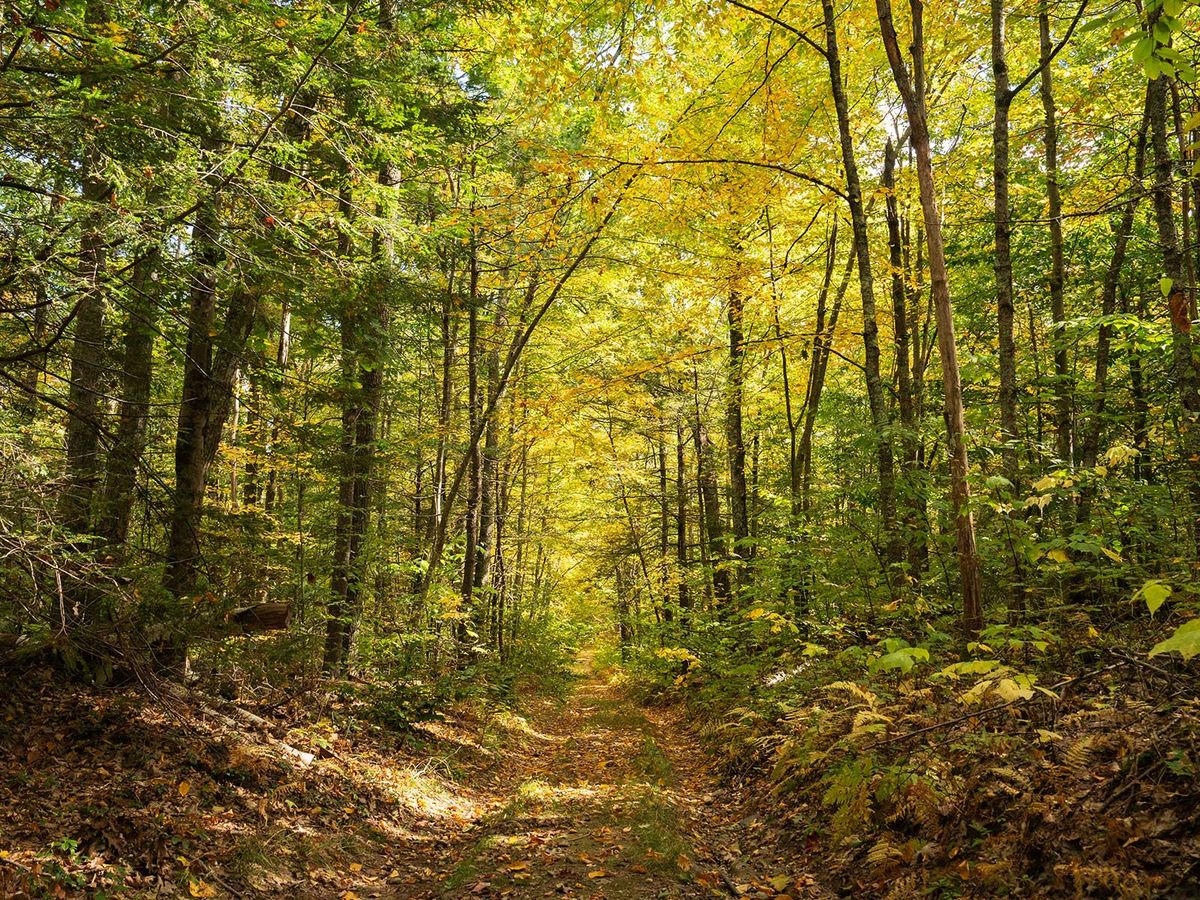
[382,658,822,899]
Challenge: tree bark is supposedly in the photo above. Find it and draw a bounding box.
[697,420,731,607]
[675,417,691,614]
[100,240,160,546]
[460,228,482,636]
[1148,66,1200,557]
[884,139,923,575]
[60,0,111,544]
[1040,3,1071,465]
[324,180,360,674]
[991,0,1020,484]
[725,287,750,583]
[1079,92,1150,484]
[163,135,259,606]
[876,0,984,633]
[821,0,899,565]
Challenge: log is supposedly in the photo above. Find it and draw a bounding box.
[228,602,291,633]
[161,683,314,766]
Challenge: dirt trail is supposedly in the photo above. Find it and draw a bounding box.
[392,662,821,899]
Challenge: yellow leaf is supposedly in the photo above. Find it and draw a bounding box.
[1033,475,1057,492]
[1100,546,1123,562]
[1046,548,1069,563]
[769,874,792,891]
[588,869,610,878]
[995,678,1034,702]
[348,862,362,873]
[189,881,218,898]
[507,862,528,871]
[178,781,190,797]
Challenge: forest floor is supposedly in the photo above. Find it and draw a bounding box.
[0,656,821,899]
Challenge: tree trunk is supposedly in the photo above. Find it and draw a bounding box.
[100,241,161,546]
[1040,3,1071,466]
[1148,66,1200,557]
[675,417,691,614]
[876,0,984,634]
[991,0,1020,484]
[799,241,855,511]
[821,0,899,566]
[264,296,291,514]
[725,287,750,583]
[1079,91,1150,506]
[163,136,259,606]
[697,420,731,608]
[884,139,923,575]
[658,425,672,622]
[460,228,482,642]
[324,181,360,674]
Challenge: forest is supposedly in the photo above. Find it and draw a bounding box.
[2,0,1200,894]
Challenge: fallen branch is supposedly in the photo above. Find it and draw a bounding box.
[1107,647,1177,683]
[161,683,315,766]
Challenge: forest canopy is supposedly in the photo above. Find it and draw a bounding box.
[3,0,1200,893]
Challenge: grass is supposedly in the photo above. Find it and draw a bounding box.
[633,734,673,783]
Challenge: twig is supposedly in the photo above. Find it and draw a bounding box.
[1108,647,1176,683]
[718,866,742,896]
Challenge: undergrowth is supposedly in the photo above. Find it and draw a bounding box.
[622,592,1200,897]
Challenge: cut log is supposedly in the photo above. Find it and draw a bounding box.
[228,602,291,633]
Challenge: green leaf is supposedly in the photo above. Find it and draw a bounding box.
[1139,580,1172,615]
[872,646,928,673]
[1149,619,1200,660]
[1133,36,1156,63]
[1078,12,1113,33]
[874,650,915,672]
[1161,276,1175,297]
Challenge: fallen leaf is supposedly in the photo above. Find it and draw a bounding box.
[348,862,362,873]
[188,881,217,898]
[178,780,190,797]
[588,869,610,878]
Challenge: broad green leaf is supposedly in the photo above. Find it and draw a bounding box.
[1139,581,1172,615]
[1149,619,1200,660]
[874,650,915,672]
